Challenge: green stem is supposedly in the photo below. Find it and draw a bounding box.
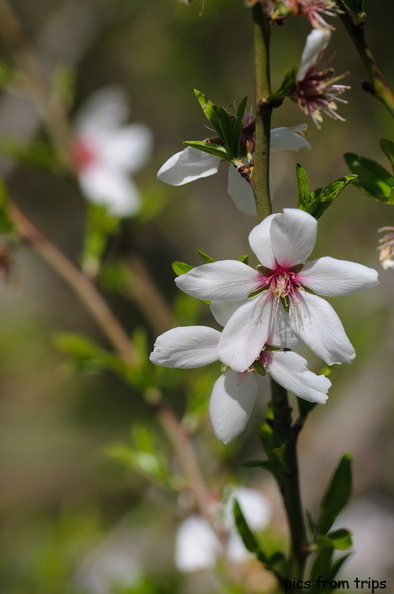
[338,2,394,118]
[251,3,273,222]
[270,379,309,583]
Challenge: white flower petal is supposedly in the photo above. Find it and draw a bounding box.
[299,256,379,296]
[270,208,317,267]
[99,124,153,173]
[175,516,221,572]
[297,29,331,81]
[157,147,220,186]
[248,215,277,269]
[268,351,331,404]
[291,292,355,365]
[209,369,258,443]
[175,261,261,301]
[270,125,311,152]
[79,168,141,216]
[149,326,220,369]
[217,297,274,371]
[223,487,271,531]
[227,165,257,216]
[75,87,129,135]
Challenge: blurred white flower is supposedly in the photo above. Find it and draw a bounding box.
[175,487,271,572]
[72,87,153,217]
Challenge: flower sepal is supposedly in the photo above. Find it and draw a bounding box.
[266,66,298,106]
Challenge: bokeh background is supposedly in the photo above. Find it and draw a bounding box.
[0,0,393,592]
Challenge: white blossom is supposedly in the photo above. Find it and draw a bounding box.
[72,87,153,217]
[150,321,331,443]
[175,209,378,372]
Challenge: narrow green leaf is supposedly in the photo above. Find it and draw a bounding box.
[233,500,267,562]
[318,453,352,535]
[197,248,215,263]
[183,140,231,161]
[172,261,193,276]
[344,152,394,202]
[296,163,310,207]
[380,138,394,172]
[194,88,216,123]
[238,254,249,264]
[328,552,352,581]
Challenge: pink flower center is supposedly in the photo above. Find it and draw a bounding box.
[257,263,304,311]
[71,139,97,171]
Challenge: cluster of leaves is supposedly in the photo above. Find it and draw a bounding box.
[184,89,247,162]
[296,164,357,219]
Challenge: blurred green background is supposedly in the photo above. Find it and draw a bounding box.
[0,0,393,592]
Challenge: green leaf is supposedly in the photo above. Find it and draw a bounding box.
[172,261,193,275]
[318,453,352,535]
[344,152,394,202]
[380,138,394,172]
[310,545,334,585]
[183,140,232,162]
[233,96,248,157]
[296,163,310,207]
[319,528,353,551]
[341,0,365,14]
[238,254,249,264]
[233,500,268,563]
[197,248,215,263]
[298,167,357,219]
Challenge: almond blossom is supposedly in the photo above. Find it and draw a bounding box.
[157,124,310,215]
[294,29,349,127]
[72,87,153,217]
[175,487,271,571]
[175,209,379,373]
[150,321,331,443]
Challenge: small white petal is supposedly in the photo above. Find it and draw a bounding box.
[175,261,262,301]
[175,516,221,572]
[149,326,220,369]
[227,165,257,216]
[268,351,331,404]
[297,29,331,81]
[217,297,273,372]
[75,87,129,135]
[99,124,153,173]
[209,369,258,443]
[157,147,220,186]
[79,168,141,216]
[291,292,355,365]
[270,208,317,267]
[270,126,311,152]
[299,257,379,296]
